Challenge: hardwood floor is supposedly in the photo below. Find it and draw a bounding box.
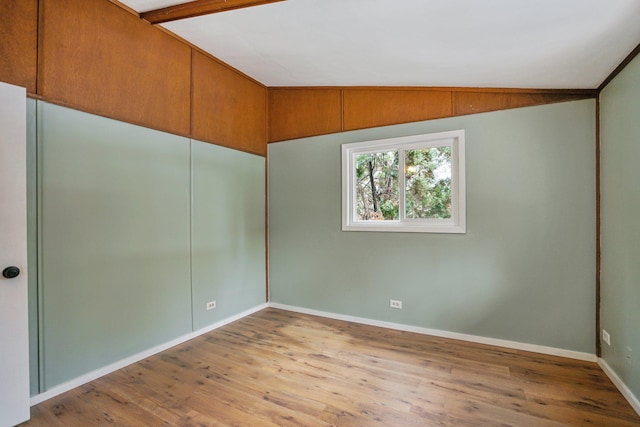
[23,308,640,426]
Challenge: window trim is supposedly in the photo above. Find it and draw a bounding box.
[341,130,466,233]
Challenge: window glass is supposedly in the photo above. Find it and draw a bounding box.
[342,130,465,233]
[355,151,399,221]
[405,146,452,219]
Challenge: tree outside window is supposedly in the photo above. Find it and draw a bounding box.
[342,130,465,233]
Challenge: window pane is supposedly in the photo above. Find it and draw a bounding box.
[405,147,452,219]
[355,151,399,220]
[342,130,465,233]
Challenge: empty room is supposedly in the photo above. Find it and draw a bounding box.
[2,0,640,425]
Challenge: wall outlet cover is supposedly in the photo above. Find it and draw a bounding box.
[390,299,402,309]
[602,329,611,346]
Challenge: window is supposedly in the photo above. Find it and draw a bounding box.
[342,130,465,233]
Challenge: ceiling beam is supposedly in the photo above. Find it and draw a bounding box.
[141,0,285,24]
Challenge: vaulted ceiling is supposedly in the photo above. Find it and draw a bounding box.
[120,0,640,88]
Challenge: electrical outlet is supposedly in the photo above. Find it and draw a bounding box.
[206,301,216,310]
[626,347,633,366]
[602,329,611,346]
[390,299,402,309]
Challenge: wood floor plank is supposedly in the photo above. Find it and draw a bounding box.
[22,308,640,426]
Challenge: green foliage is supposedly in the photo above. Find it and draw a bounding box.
[379,199,399,219]
[405,147,452,219]
[355,146,451,221]
[355,151,399,220]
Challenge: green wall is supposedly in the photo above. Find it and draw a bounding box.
[600,53,640,399]
[269,100,596,353]
[26,98,38,396]
[29,102,265,393]
[191,140,266,329]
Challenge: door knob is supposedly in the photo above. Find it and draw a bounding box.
[2,266,20,279]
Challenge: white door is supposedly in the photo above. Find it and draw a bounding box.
[0,82,30,426]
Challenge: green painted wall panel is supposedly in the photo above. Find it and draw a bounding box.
[26,98,38,395]
[191,140,266,329]
[269,100,596,353]
[38,102,192,389]
[600,53,640,399]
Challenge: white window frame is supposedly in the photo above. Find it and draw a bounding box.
[342,130,466,233]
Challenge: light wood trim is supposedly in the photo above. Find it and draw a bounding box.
[141,0,285,24]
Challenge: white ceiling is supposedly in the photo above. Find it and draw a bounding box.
[121,0,640,88]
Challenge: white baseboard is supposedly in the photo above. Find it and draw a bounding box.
[598,358,640,416]
[31,301,606,408]
[30,303,268,406]
[268,302,597,362]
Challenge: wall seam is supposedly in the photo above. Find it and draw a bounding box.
[35,100,45,393]
[595,96,601,357]
[189,139,195,332]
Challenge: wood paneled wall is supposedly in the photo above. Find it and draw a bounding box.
[1,0,599,153]
[267,89,342,141]
[344,89,452,131]
[39,0,192,137]
[192,51,266,155]
[451,90,592,116]
[0,0,267,156]
[268,87,596,142]
[0,0,38,93]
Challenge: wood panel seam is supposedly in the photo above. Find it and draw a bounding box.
[340,89,344,132]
